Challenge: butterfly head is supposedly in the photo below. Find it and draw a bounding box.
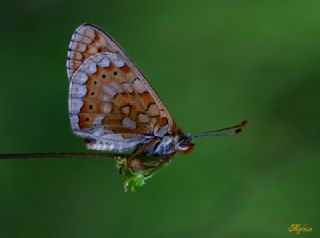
[174,130,195,154]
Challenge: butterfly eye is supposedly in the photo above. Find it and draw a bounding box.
[178,135,192,147]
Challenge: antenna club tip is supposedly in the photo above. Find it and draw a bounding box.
[240,120,249,127]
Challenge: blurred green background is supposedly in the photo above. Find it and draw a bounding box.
[0,0,319,237]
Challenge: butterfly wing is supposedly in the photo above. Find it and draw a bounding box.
[67,24,176,152]
[67,23,119,80]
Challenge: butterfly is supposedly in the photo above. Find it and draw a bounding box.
[67,23,248,170]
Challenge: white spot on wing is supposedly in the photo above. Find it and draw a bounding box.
[121,82,133,93]
[138,113,150,123]
[73,72,88,84]
[101,95,112,102]
[101,103,112,114]
[122,117,137,129]
[69,42,86,52]
[122,106,130,115]
[96,55,110,68]
[94,114,105,125]
[69,98,83,114]
[70,84,87,97]
[76,26,95,39]
[68,51,82,60]
[71,115,79,123]
[73,34,92,44]
[160,110,167,118]
[81,60,97,74]
[147,104,159,116]
[70,115,80,130]
[103,86,117,98]
[113,59,125,68]
[110,81,124,93]
[107,53,125,67]
[133,78,145,93]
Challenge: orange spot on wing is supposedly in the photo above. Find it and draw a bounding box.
[81,100,101,114]
[158,117,168,127]
[86,75,99,86]
[86,45,98,55]
[120,64,131,73]
[114,93,132,107]
[129,105,143,119]
[79,114,95,129]
[102,114,124,127]
[114,93,145,119]
[94,33,101,40]
[109,125,149,135]
[85,86,102,99]
[107,63,116,72]
[139,92,155,110]
[82,52,92,61]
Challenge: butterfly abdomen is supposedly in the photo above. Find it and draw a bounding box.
[86,137,147,152]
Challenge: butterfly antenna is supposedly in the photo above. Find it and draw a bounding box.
[191,120,249,139]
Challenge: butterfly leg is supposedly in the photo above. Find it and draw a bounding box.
[140,155,173,170]
[127,139,160,170]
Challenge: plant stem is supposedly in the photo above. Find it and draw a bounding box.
[0,152,121,160]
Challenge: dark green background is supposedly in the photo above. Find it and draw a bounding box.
[0,0,319,237]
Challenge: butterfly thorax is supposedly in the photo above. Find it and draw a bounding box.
[143,130,195,156]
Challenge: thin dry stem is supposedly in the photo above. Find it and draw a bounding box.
[0,152,121,160]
